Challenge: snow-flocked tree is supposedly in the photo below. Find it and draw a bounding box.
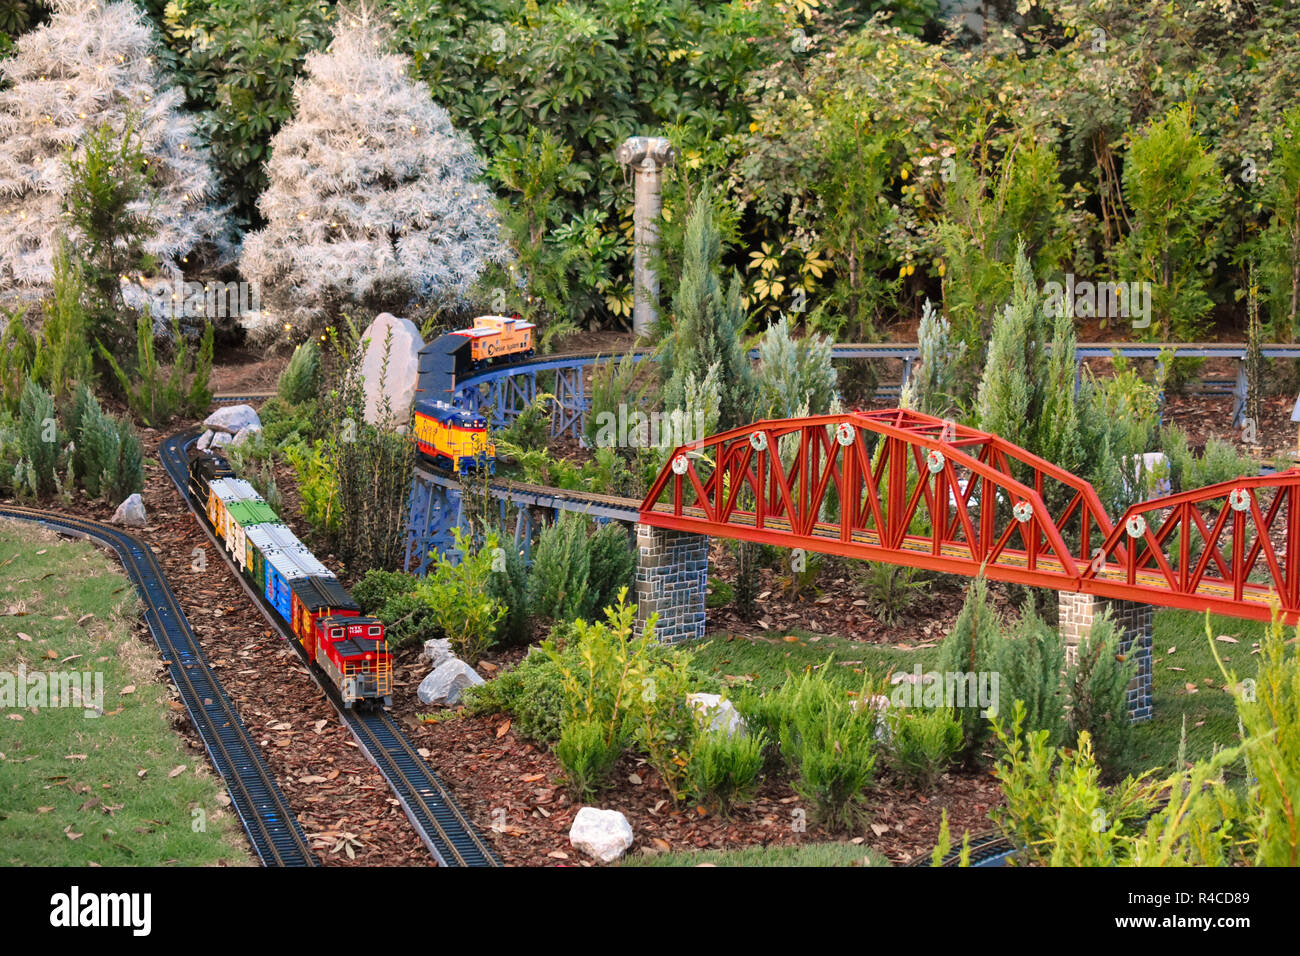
[239,9,509,338]
[0,0,226,300]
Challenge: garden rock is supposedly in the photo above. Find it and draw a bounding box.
[686,693,748,737]
[204,404,261,435]
[421,638,454,668]
[210,432,234,450]
[232,424,263,446]
[196,429,215,451]
[110,494,147,528]
[360,313,423,427]
[417,658,484,707]
[569,807,634,863]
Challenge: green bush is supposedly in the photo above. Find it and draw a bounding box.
[858,562,927,627]
[936,577,1002,761]
[629,652,698,803]
[1065,609,1138,778]
[160,0,334,225]
[284,439,340,538]
[489,539,532,647]
[16,377,59,498]
[555,717,624,799]
[687,727,767,815]
[528,512,591,622]
[67,384,143,506]
[258,396,320,448]
[416,529,505,664]
[774,669,880,832]
[888,708,962,790]
[0,309,36,418]
[32,241,94,403]
[277,340,321,406]
[995,606,1067,749]
[61,121,158,365]
[352,568,418,616]
[462,649,567,744]
[101,316,214,426]
[586,522,635,618]
[1112,104,1226,341]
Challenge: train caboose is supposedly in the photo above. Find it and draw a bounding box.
[452,314,536,367]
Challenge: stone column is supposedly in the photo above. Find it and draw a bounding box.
[635,523,708,643]
[615,136,675,340]
[1058,592,1154,723]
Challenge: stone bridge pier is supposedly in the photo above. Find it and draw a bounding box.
[635,523,708,644]
[1058,592,1154,723]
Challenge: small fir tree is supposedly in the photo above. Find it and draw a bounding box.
[661,190,755,432]
[239,8,508,338]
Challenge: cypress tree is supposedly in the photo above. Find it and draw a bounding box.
[661,190,755,432]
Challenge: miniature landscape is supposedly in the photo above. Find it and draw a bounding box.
[1,0,1298,875]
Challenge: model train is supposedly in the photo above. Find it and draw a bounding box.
[187,450,393,709]
[412,314,535,472]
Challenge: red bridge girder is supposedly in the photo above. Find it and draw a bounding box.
[638,408,1300,623]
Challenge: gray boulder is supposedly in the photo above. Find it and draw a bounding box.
[210,431,234,450]
[110,494,148,528]
[417,658,484,707]
[359,313,423,427]
[421,638,454,668]
[196,429,215,451]
[204,404,261,435]
[232,424,263,446]
[569,807,634,863]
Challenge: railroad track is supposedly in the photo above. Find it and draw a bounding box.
[0,504,316,867]
[158,431,502,867]
[911,830,1018,867]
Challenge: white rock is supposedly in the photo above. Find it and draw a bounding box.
[569,807,634,863]
[196,429,215,451]
[360,313,424,427]
[421,638,454,668]
[852,694,894,744]
[686,692,748,737]
[417,657,484,707]
[232,424,263,447]
[204,404,261,435]
[210,431,234,450]
[110,493,147,528]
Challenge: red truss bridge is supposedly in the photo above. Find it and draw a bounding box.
[639,408,1300,624]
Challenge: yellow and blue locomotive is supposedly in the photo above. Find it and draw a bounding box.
[413,400,494,474]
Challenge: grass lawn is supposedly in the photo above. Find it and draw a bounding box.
[686,628,941,696]
[0,519,250,866]
[622,841,890,867]
[1117,608,1259,781]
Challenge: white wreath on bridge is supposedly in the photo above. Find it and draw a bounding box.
[671,454,689,476]
[750,430,769,452]
[1228,488,1251,513]
[1126,514,1147,539]
[834,422,855,447]
[1012,500,1033,523]
[925,449,946,475]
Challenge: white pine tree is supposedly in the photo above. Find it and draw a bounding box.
[0,0,226,299]
[239,9,508,337]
